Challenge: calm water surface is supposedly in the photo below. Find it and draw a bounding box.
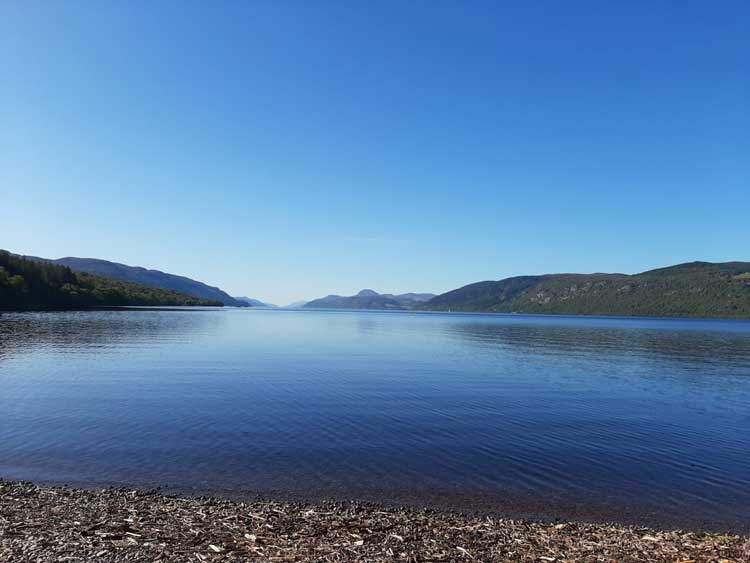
[1,309,749,530]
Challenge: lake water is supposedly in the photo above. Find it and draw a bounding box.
[1,308,749,531]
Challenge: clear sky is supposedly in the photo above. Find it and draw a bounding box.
[2,1,748,305]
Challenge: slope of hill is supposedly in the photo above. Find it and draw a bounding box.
[380,292,436,308]
[421,262,750,319]
[0,250,222,308]
[304,289,435,310]
[24,255,247,307]
[235,296,277,308]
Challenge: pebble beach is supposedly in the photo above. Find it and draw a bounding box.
[1,480,748,562]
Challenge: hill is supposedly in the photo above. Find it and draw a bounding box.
[235,296,278,308]
[304,289,435,310]
[0,250,221,308]
[421,262,750,319]
[24,255,247,307]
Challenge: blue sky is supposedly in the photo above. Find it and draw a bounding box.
[2,1,748,305]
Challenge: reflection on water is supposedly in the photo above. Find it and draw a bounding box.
[451,319,750,367]
[1,309,749,530]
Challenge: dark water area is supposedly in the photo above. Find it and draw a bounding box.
[1,308,749,531]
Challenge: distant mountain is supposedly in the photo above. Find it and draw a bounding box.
[284,300,309,309]
[355,289,379,297]
[23,255,247,307]
[304,289,435,310]
[1,250,222,308]
[421,261,750,319]
[235,296,277,308]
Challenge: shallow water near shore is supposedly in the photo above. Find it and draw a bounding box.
[1,308,749,531]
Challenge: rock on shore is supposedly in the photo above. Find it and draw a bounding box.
[1,480,748,562]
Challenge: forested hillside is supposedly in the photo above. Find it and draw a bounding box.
[0,250,221,308]
[422,262,750,319]
[24,255,246,306]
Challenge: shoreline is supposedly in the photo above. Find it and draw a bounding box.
[12,474,749,535]
[4,305,750,321]
[1,480,747,562]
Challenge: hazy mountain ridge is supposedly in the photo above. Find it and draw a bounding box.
[421,262,750,319]
[24,256,247,307]
[235,296,277,308]
[304,289,435,310]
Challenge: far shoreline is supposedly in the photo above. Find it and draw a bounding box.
[288,305,750,323]
[0,304,225,313]
[5,305,750,323]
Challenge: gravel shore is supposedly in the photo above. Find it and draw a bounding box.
[1,480,748,562]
